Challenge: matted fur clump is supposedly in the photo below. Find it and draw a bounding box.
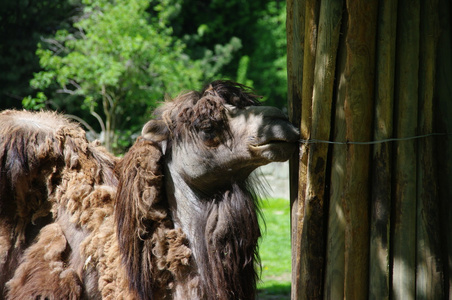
[0,81,299,300]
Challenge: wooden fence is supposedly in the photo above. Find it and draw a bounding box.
[287,0,452,299]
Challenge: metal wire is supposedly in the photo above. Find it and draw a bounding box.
[299,132,450,145]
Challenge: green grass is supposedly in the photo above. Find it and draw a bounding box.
[257,198,291,299]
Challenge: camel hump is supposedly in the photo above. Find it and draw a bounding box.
[0,109,85,140]
[0,110,92,211]
[0,110,117,250]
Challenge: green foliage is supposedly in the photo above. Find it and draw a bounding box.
[22,92,47,110]
[236,55,253,88]
[172,0,288,108]
[30,0,203,152]
[247,1,288,107]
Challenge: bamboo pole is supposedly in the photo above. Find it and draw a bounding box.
[341,2,378,299]
[416,1,443,299]
[298,0,343,298]
[392,1,420,299]
[369,1,397,299]
[435,0,452,297]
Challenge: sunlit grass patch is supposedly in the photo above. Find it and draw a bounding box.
[257,198,291,299]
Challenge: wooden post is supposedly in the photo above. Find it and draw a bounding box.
[286,0,304,298]
[435,0,452,296]
[416,1,444,299]
[298,0,343,299]
[324,29,346,299]
[324,1,378,298]
[369,1,397,299]
[341,1,378,299]
[392,0,420,299]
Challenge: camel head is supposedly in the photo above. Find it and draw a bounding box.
[141,80,299,194]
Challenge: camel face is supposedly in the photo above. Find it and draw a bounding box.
[142,86,299,192]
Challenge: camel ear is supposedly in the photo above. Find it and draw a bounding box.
[141,120,169,142]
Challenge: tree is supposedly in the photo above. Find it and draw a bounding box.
[246,1,287,107]
[27,0,203,152]
[170,0,288,108]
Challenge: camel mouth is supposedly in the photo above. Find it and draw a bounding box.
[249,138,297,148]
[249,138,298,162]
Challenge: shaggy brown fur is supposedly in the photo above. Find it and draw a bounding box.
[0,81,298,300]
[5,223,83,299]
[115,137,192,299]
[0,110,191,299]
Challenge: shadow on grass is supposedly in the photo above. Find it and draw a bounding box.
[256,282,291,300]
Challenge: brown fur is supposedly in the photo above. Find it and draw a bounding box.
[0,81,292,300]
[114,137,192,299]
[6,223,82,299]
[193,183,261,299]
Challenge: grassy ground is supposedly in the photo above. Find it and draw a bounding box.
[256,198,291,299]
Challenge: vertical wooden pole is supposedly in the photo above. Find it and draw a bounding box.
[341,2,378,299]
[416,1,443,299]
[435,0,452,297]
[299,0,343,298]
[369,1,398,299]
[324,21,347,299]
[392,0,420,299]
[299,0,319,217]
[296,0,320,296]
[290,0,318,298]
[286,0,304,299]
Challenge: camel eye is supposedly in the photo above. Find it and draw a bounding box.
[199,124,220,147]
[200,124,215,134]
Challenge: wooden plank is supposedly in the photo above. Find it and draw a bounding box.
[286,0,305,299]
[392,1,420,299]
[369,1,398,299]
[341,1,378,299]
[435,0,452,297]
[299,0,343,298]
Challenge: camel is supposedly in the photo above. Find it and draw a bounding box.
[0,81,299,299]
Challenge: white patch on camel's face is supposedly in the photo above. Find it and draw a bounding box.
[166,103,299,191]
